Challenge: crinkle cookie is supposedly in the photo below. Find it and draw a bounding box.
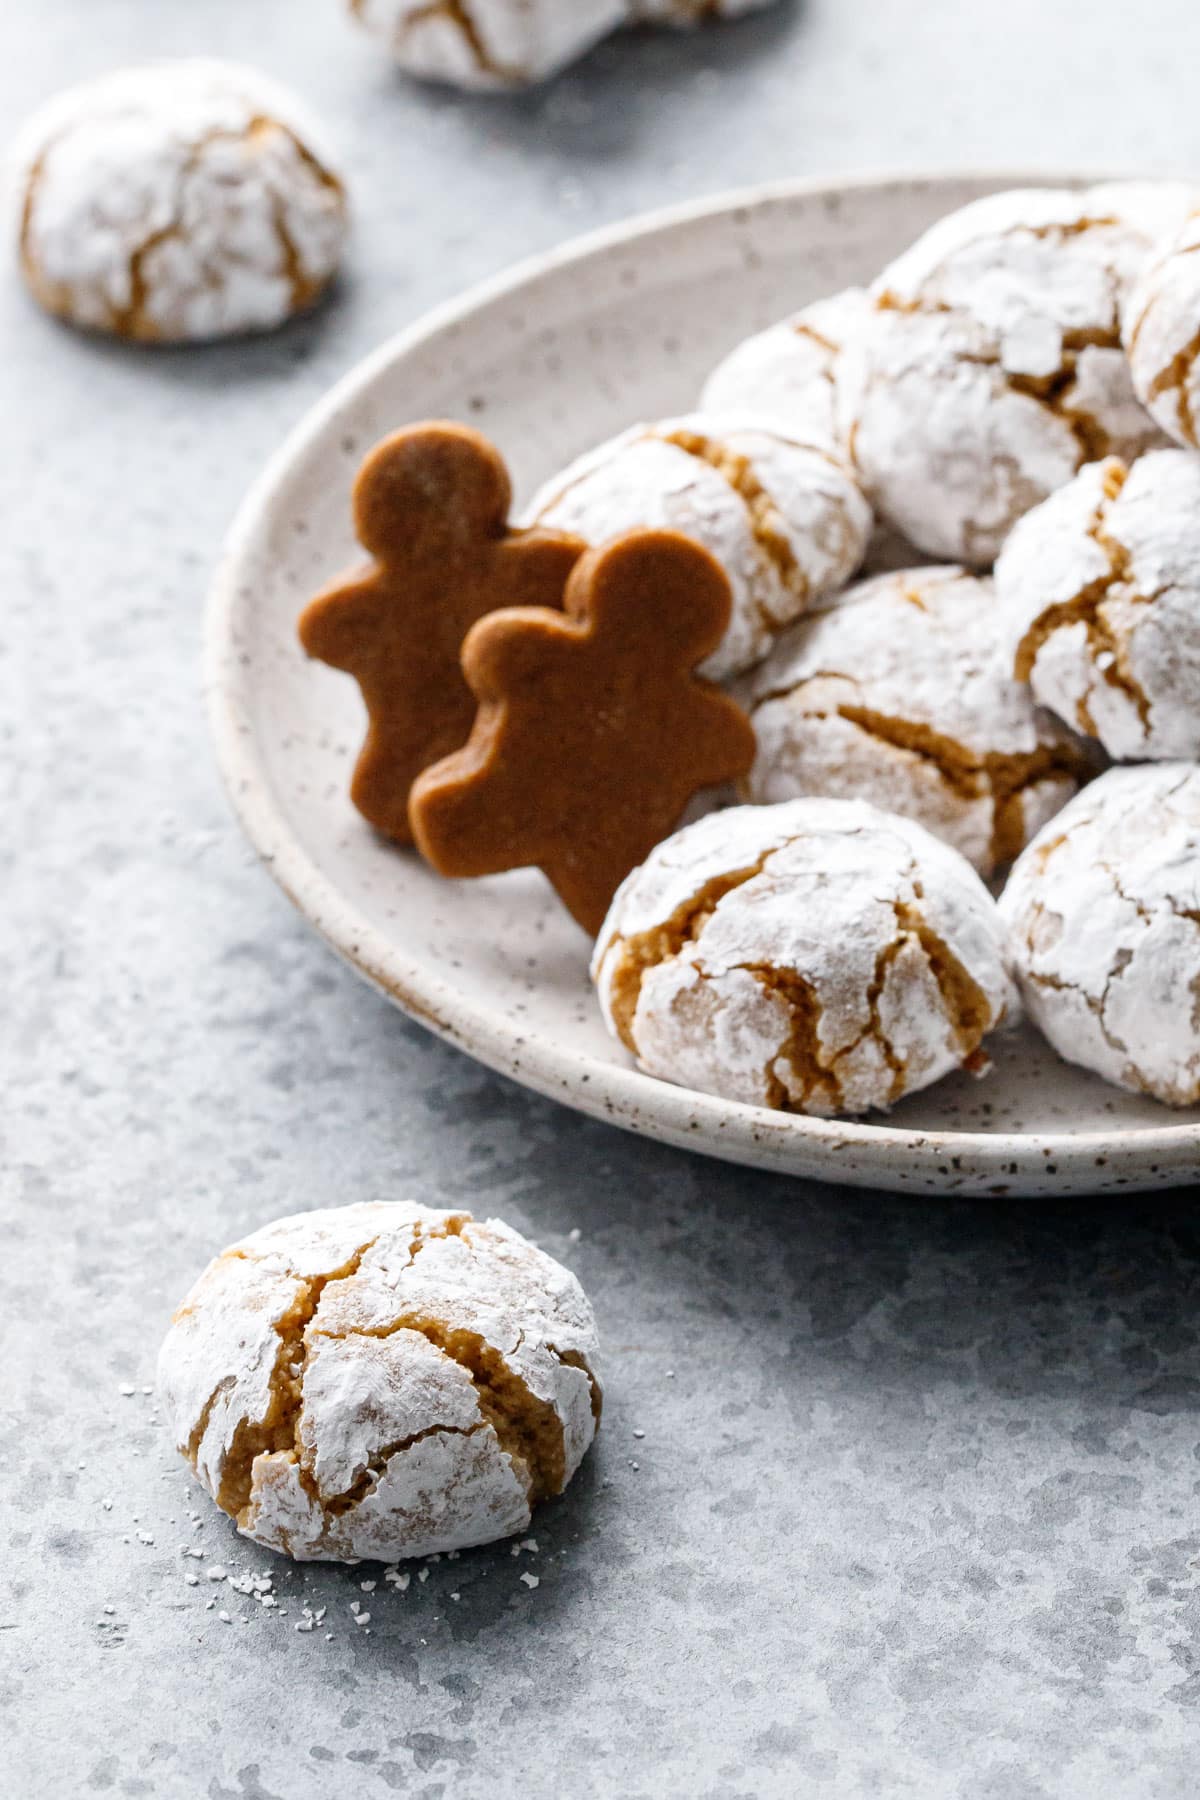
[700,288,867,454]
[158,1202,600,1562]
[525,415,871,680]
[1124,204,1200,449]
[13,61,347,342]
[346,0,625,87]
[995,449,1200,761]
[746,567,1094,876]
[839,183,1193,564]
[629,1,777,26]
[592,798,1017,1116]
[1000,764,1200,1105]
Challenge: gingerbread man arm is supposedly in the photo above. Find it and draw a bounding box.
[297,566,383,672]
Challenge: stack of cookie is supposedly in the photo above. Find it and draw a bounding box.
[303,182,1200,1118]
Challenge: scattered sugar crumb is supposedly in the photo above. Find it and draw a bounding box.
[520,1573,539,1589]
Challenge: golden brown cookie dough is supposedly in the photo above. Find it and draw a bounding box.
[410,529,757,934]
[298,423,584,845]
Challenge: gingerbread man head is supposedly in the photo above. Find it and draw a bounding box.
[298,422,584,844]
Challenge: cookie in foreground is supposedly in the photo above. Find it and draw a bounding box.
[158,1201,601,1561]
[593,797,1018,1116]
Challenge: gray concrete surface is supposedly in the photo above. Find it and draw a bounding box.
[5,3,1200,1796]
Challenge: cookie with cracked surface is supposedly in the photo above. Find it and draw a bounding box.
[14,60,347,342]
[525,413,871,681]
[628,0,778,26]
[1000,764,1200,1106]
[838,184,1192,564]
[410,529,757,935]
[700,288,868,455]
[592,797,1018,1117]
[746,567,1096,877]
[1124,203,1200,449]
[994,449,1200,762]
[157,1201,601,1562]
[298,423,585,845]
[345,0,625,88]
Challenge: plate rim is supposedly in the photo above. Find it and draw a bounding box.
[206,167,1200,1191]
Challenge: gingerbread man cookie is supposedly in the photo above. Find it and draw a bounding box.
[298,424,584,844]
[410,530,757,934]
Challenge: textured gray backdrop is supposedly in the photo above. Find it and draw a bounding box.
[5,3,1200,1796]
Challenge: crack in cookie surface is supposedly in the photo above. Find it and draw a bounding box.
[662,428,809,614]
[1012,462,1157,733]
[833,703,1091,868]
[309,1315,567,1505]
[213,1237,381,1518]
[1145,324,1200,447]
[602,850,777,1051]
[392,0,526,81]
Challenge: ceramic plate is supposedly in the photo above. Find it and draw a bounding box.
[208,171,1200,1196]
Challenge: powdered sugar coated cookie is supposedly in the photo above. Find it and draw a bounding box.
[1000,764,1200,1105]
[629,1,778,27]
[700,287,867,454]
[346,0,625,87]
[1124,204,1200,449]
[13,60,347,342]
[526,414,871,680]
[158,1202,600,1561]
[840,184,1191,563]
[593,798,1017,1116]
[747,567,1093,876]
[995,449,1200,761]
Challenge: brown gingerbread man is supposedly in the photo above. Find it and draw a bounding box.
[409,529,757,934]
[297,423,585,844]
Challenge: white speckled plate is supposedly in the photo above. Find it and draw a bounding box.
[208,172,1200,1196]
